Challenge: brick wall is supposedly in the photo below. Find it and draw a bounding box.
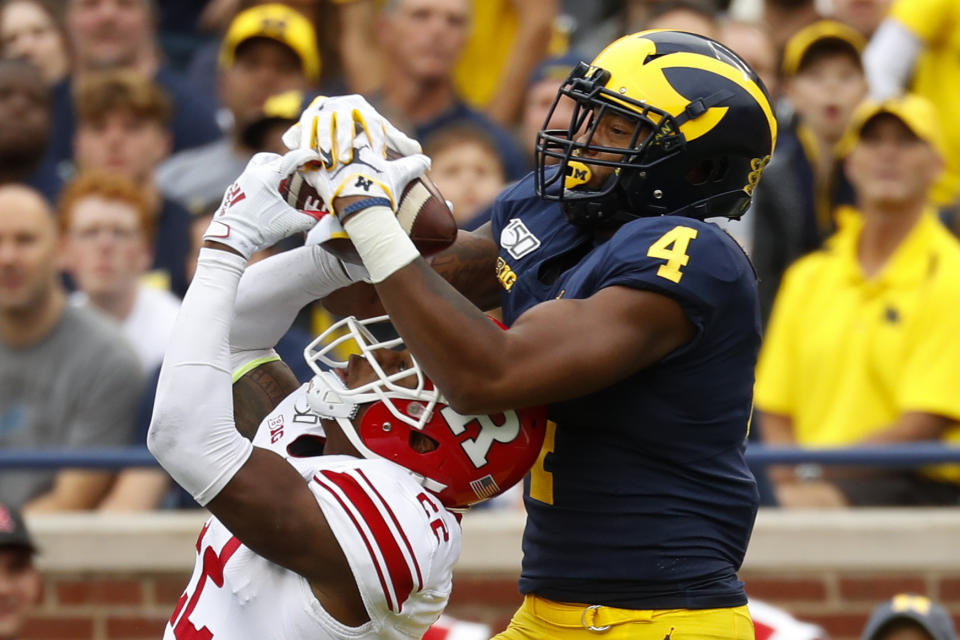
[19,569,960,640]
[19,510,960,640]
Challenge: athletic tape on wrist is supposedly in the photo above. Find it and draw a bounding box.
[342,206,419,283]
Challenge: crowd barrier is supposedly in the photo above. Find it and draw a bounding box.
[3,442,960,469]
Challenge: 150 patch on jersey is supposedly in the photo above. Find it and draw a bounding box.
[500,219,541,259]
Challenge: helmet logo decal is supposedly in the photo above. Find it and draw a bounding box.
[441,407,522,468]
[500,218,541,259]
[743,155,770,196]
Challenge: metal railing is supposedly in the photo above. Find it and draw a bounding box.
[2,443,960,469]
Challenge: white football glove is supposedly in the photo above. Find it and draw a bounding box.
[305,219,371,283]
[281,94,422,167]
[301,135,431,222]
[203,149,324,260]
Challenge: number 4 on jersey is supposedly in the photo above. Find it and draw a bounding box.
[647,226,698,283]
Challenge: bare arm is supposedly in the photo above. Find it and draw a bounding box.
[757,411,797,486]
[484,0,558,125]
[371,254,694,414]
[336,0,385,94]
[23,471,114,513]
[232,360,301,440]
[97,470,171,511]
[860,412,954,444]
[322,224,502,318]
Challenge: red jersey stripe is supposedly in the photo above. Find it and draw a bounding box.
[355,469,423,591]
[319,469,416,612]
[313,474,397,613]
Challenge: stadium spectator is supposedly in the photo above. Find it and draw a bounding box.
[864,0,960,217]
[424,125,506,229]
[45,0,220,172]
[763,0,819,53]
[238,88,316,156]
[0,60,59,202]
[750,20,866,324]
[0,502,40,640]
[450,0,559,126]
[0,0,70,85]
[157,3,319,213]
[334,0,558,127]
[370,0,528,181]
[861,594,957,640]
[829,0,892,39]
[643,0,721,40]
[519,52,580,165]
[299,29,777,638]
[0,184,143,512]
[59,172,179,512]
[72,70,192,295]
[720,19,778,100]
[755,94,960,508]
[59,172,180,376]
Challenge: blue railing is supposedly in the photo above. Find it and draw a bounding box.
[2,443,960,469]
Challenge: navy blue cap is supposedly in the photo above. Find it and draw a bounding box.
[861,594,957,640]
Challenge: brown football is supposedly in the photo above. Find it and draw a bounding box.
[280,151,457,264]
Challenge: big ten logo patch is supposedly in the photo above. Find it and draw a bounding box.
[496,257,517,291]
[500,218,541,259]
[268,416,284,444]
[743,155,770,196]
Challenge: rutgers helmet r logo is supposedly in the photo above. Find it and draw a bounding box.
[500,218,541,260]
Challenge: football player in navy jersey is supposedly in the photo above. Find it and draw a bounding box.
[296,30,778,640]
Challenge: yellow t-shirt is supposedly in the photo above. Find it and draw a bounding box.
[890,0,960,206]
[452,0,518,108]
[755,210,960,473]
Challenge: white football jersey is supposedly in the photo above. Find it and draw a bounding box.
[164,385,462,640]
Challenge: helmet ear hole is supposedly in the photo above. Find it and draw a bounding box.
[685,156,729,186]
[409,431,439,453]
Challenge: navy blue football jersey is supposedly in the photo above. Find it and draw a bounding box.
[491,174,761,609]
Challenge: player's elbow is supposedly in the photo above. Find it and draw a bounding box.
[146,406,185,465]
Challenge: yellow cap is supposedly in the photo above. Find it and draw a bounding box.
[781,20,866,77]
[219,4,320,81]
[837,93,946,159]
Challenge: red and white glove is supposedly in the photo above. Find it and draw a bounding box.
[203,149,323,260]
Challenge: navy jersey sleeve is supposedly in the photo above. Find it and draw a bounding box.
[591,216,755,332]
[489,173,536,239]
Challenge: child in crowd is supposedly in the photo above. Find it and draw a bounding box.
[424,124,507,230]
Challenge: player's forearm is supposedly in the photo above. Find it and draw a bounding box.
[374,258,513,413]
[148,248,254,506]
[860,412,953,444]
[231,245,357,353]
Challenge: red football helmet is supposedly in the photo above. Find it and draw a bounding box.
[304,315,548,510]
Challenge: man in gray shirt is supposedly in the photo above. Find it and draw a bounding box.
[0,185,144,511]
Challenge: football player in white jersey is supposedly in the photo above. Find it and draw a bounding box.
[147,149,546,640]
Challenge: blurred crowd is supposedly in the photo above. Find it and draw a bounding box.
[0,0,959,514]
